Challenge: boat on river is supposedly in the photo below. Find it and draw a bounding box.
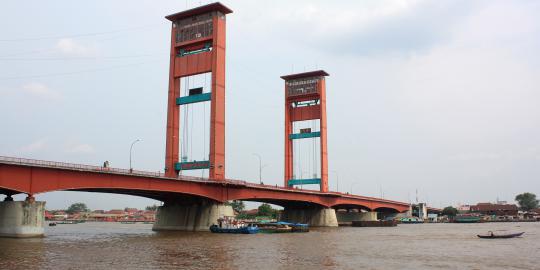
[55,220,78,224]
[399,217,424,224]
[477,231,524,239]
[210,224,259,234]
[454,215,482,223]
[257,222,309,233]
[288,222,309,232]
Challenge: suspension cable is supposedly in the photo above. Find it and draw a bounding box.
[296,121,301,180]
[183,76,190,162]
[181,77,185,160]
[202,72,207,178]
[312,119,316,178]
[190,93,194,161]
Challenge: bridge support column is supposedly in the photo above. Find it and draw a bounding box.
[0,196,45,238]
[281,207,338,227]
[152,200,233,231]
[336,211,378,225]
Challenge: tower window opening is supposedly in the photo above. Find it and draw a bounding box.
[189,87,203,96]
[300,128,311,134]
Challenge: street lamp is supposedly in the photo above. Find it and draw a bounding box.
[130,139,142,172]
[252,153,263,184]
[331,170,339,192]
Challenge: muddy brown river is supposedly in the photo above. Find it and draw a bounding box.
[0,222,539,269]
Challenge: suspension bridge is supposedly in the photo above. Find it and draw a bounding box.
[0,2,421,237]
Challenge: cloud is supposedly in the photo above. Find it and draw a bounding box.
[55,38,98,57]
[65,143,95,154]
[235,0,480,56]
[21,82,62,100]
[18,139,47,153]
[317,0,481,56]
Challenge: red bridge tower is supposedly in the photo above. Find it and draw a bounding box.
[164,3,232,179]
[282,70,330,192]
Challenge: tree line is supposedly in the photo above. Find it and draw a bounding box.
[441,192,539,216]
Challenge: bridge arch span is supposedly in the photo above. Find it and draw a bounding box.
[225,187,329,208]
[373,207,402,213]
[234,197,326,208]
[60,188,222,204]
[0,165,226,203]
[328,196,409,213]
[0,182,225,205]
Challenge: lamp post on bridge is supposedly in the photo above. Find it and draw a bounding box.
[252,153,267,185]
[130,139,142,173]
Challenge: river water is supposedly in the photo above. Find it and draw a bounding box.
[0,222,539,270]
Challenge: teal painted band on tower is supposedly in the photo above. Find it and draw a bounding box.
[287,178,321,186]
[175,161,211,171]
[176,93,212,105]
[289,131,321,140]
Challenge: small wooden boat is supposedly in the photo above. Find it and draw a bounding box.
[477,231,524,239]
[210,224,259,234]
[48,222,57,226]
[455,215,482,223]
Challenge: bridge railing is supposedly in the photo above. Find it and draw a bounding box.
[0,156,255,184]
[0,156,165,178]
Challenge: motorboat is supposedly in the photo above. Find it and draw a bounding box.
[209,224,259,234]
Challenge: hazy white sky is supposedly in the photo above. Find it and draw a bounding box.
[1,0,539,210]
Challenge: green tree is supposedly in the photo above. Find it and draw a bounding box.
[257,203,274,217]
[515,193,539,211]
[236,211,256,220]
[66,203,89,214]
[145,204,158,211]
[441,206,458,217]
[227,200,245,213]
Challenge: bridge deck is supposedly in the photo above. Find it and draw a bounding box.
[0,156,413,211]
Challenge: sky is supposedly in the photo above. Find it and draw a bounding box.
[1,0,539,210]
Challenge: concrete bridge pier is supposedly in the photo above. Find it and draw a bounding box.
[0,195,45,238]
[281,207,338,227]
[152,199,233,231]
[336,210,378,225]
